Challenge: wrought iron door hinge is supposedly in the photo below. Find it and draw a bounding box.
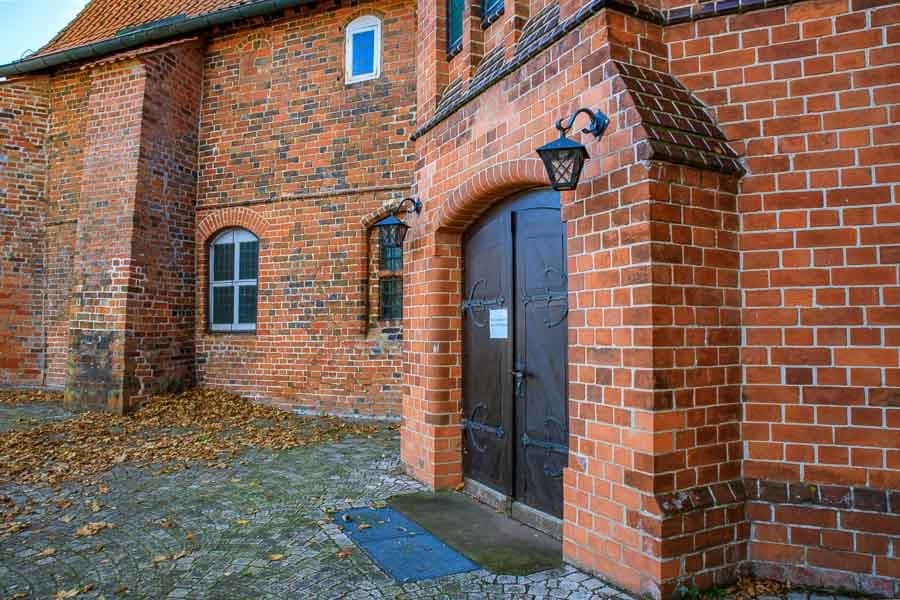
[461,420,506,440]
[521,433,567,455]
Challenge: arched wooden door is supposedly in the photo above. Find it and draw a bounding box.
[462,189,568,518]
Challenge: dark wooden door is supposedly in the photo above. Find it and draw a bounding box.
[462,189,568,517]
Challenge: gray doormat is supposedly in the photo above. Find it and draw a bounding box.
[388,491,563,576]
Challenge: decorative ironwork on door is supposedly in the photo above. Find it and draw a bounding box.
[461,403,505,453]
[521,266,568,328]
[461,279,506,328]
[522,416,568,478]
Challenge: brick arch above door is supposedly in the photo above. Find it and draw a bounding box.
[435,159,549,232]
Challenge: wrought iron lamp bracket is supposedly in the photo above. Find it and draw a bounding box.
[393,197,423,216]
[555,108,609,141]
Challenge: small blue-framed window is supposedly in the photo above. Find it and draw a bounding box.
[481,0,504,27]
[447,0,464,58]
[345,15,382,84]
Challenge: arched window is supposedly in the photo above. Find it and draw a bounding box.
[209,229,258,332]
[345,15,382,84]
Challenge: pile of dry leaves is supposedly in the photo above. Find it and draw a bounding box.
[721,577,788,600]
[0,388,379,486]
[0,390,65,406]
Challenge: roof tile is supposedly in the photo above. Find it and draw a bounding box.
[34,0,260,58]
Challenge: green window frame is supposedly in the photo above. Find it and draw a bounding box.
[481,0,503,26]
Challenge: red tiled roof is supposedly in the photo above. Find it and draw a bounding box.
[34,0,260,58]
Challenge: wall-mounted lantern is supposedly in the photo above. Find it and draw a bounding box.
[374,197,422,250]
[536,108,610,191]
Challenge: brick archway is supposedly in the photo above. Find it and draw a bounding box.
[401,159,558,490]
[435,158,549,231]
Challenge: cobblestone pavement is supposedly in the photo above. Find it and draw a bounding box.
[0,403,872,600]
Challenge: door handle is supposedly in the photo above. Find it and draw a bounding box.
[510,369,526,399]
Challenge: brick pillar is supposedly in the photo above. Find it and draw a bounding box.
[66,42,203,414]
[415,0,449,125]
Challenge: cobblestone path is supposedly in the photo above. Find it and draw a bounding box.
[0,403,869,600]
[1,402,636,600]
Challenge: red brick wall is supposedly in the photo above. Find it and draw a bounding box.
[411,0,898,597]
[194,0,416,416]
[666,0,899,593]
[0,77,49,387]
[409,5,749,595]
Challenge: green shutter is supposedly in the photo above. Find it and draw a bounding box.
[447,0,463,56]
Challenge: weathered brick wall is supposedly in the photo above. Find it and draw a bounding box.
[66,58,147,412]
[65,41,204,413]
[194,0,416,417]
[0,77,49,387]
[666,0,899,593]
[45,70,90,388]
[126,43,204,404]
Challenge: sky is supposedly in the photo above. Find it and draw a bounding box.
[0,0,90,65]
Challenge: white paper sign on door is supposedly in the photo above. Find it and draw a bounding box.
[489,309,508,339]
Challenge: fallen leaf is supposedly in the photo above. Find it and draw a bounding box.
[455,482,465,492]
[336,549,352,559]
[236,519,249,526]
[74,522,112,538]
[185,531,193,541]
[38,547,57,557]
[88,501,102,513]
[60,515,75,524]
[268,553,285,561]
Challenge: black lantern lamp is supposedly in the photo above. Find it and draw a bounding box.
[374,197,422,249]
[536,108,610,191]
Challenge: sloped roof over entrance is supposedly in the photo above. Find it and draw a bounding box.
[611,60,745,176]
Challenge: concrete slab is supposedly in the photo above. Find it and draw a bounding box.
[388,491,564,576]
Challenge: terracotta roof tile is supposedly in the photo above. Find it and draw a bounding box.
[34,0,261,58]
[612,60,745,176]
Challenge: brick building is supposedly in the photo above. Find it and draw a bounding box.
[0,0,898,598]
[0,0,415,416]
